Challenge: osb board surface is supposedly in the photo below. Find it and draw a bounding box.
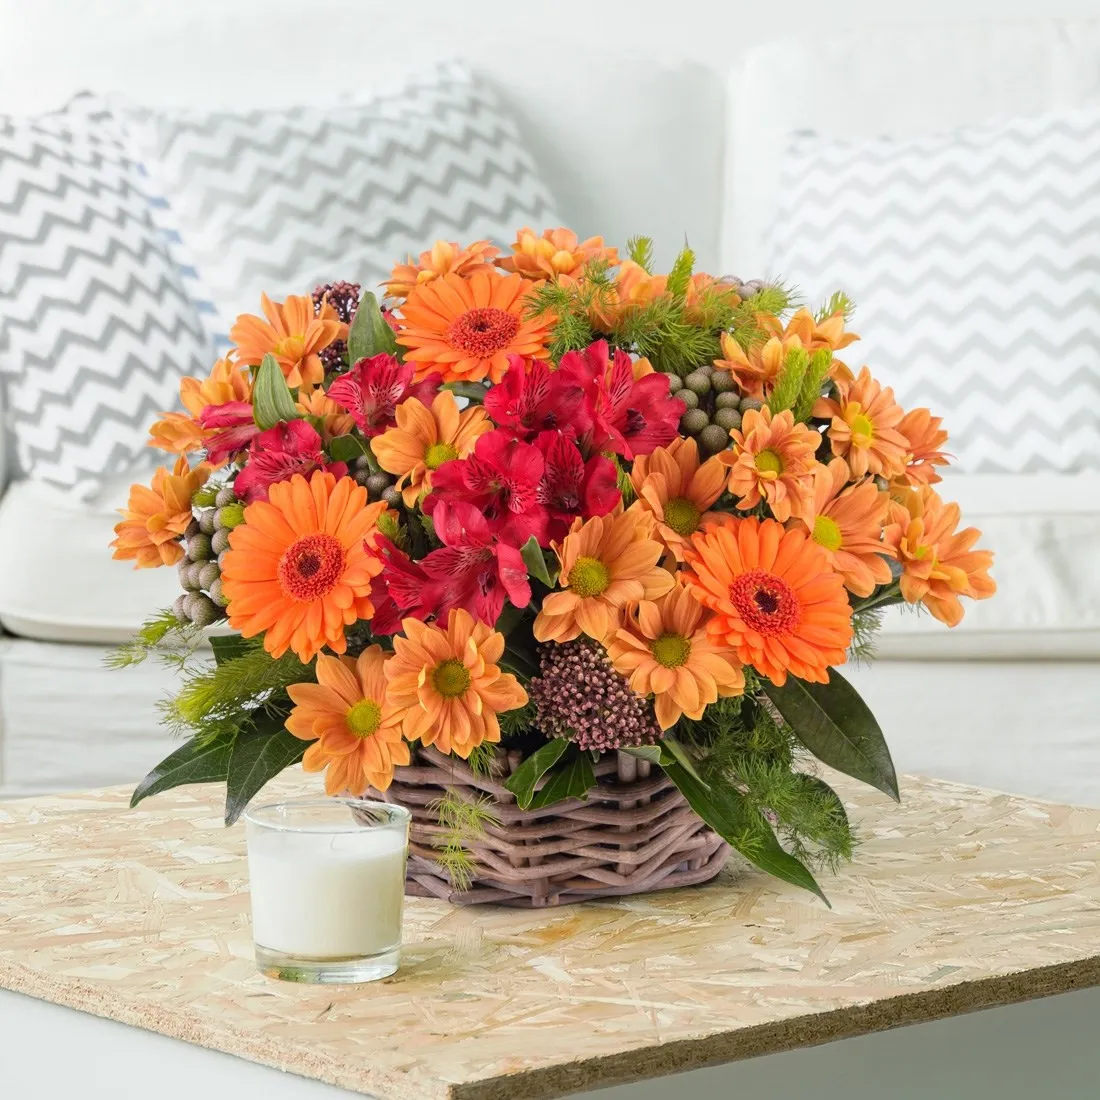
[1,774,1099,1100]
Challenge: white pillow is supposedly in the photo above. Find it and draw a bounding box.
[766,104,1100,474]
[119,61,559,345]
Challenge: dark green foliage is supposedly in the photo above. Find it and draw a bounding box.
[498,700,536,740]
[224,712,307,825]
[347,291,398,361]
[131,732,234,809]
[527,747,596,809]
[253,353,300,429]
[504,738,570,809]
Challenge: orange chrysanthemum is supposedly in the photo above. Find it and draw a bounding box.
[792,458,892,598]
[896,407,950,487]
[111,456,212,568]
[396,270,552,385]
[630,437,728,560]
[229,293,345,389]
[220,471,386,662]
[713,308,858,398]
[884,486,996,627]
[533,508,675,644]
[683,516,853,685]
[384,609,528,758]
[371,391,490,507]
[385,239,500,300]
[147,358,251,455]
[719,406,819,522]
[815,366,909,480]
[607,584,745,729]
[295,386,357,442]
[286,647,409,795]
[497,227,619,281]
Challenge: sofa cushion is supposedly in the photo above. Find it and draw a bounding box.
[0,475,183,643]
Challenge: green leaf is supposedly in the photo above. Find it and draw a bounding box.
[210,634,251,666]
[347,291,398,362]
[252,353,300,430]
[663,759,829,905]
[328,434,367,463]
[504,738,571,810]
[660,735,706,783]
[621,744,663,765]
[520,536,559,587]
[443,381,490,404]
[224,715,306,826]
[528,749,597,810]
[763,668,899,802]
[131,733,233,808]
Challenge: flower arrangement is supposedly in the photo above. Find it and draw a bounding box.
[113,229,994,904]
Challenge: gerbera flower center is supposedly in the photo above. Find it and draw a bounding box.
[273,334,306,362]
[812,514,843,552]
[432,657,472,697]
[346,699,383,737]
[729,568,802,636]
[446,307,520,357]
[569,555,611,598]
[651,632,692,668]
[849,410,875,446]
[424,441,459,470]
[755,449,784,475]
[663,496,702,537]
[277,532,346,602]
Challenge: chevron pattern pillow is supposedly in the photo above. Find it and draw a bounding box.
[766,106,1100,473]
[0,96,211,498]
[121,62,558,348]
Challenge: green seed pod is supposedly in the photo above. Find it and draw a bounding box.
[185,516,201,539]
[685,371,711,396]
[172,594,190,624]
[187,533,213,562]
[198,508,217,535]
[739,396,765,413]
[715,391,741,409]
[209,578,228,609]
[354,469,372,486]
[211,528,232,556]
[185,593,222,628]
[382,487,402,508]
[192,485,218,508]
[699,424,731,455]
[680,409,710,436]
[665,373,683,393]
[216,503,246,530]
[710,370,737,394]
[198,562,221,591]
[366,472,391,498]
[178,560,199,590]
[714,408,743,432]
[677,389,699,410]
[354,454,372,473]
[699,362,715,376]
[214,486,236,508]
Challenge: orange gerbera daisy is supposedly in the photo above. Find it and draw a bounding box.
[607,584,745,729]
[815,366,909,480]
[792,458,892,598]
[148,358,252,454]
[371,391,490,507]
[719,406,819,522]
[630,437,728,559]
[683,516,853,685]
[111,456,212,568]
[396,270,552,384]
[497,227,619,281]
[884,486,996,627]
[295,386,357,442]
[533,508,675,644]
[229,293,346,389]
[385,239,500,300]
[896,407,950,487]
[384,609,528,758]
[220,471,386,662]
[286,647,409,795]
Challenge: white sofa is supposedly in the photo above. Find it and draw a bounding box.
[0,12,1097,804]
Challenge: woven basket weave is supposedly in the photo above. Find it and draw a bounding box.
[366,745,729,907]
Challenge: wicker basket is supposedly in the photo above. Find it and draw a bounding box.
[366,745,729,907]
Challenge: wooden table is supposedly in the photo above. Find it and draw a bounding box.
[1,772,1098,1100]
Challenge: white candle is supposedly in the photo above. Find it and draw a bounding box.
[244,798,410,983]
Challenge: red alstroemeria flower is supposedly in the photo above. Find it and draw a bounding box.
[326,353,441,438]
[424,429,548,546]
[365,535,438,635]
[199,401,261,464]
[233,420,348,503]
[483,355,589,440]
[427,501,532,626]
[534,430,621,542]
[558,339,682,460]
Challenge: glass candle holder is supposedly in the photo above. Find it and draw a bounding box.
[244,798,411,984]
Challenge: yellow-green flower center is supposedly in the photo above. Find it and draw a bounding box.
[849,412,875,446]
[432,658,471,697]
[424,441,459,470]
[345,699,383,738]
[755,449,784,475]
[651,632,691,668]
[663,496,702,537]
[569,555,610,598]
[812,514,843,552]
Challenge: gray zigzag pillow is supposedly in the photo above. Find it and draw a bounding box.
[0,95,210,499]
[767,105,1100,474]
[119,61,559,348]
